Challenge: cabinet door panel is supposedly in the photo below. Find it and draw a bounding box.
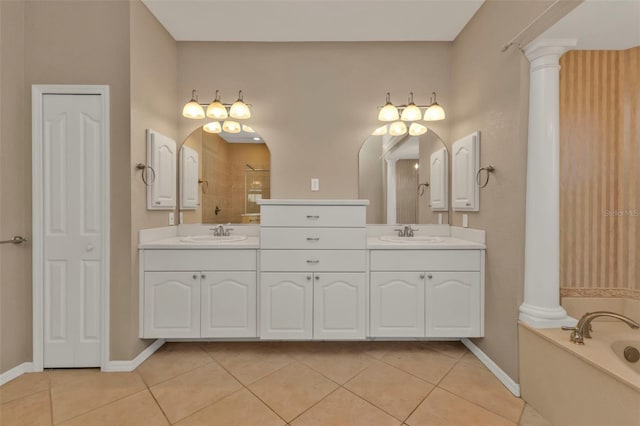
[426,272,481,337]
[144,272,200,338]
[314,273,365,340]
[260,273,312,339]
[201,271,256,338]
[146,129,177,210]
[370,272,424,337]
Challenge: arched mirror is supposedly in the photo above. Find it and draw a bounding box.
[179,127,270,224]
[358,129,449,224]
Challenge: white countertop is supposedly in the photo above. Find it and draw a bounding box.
[138,235,483,250]
[139,236,260,249]
[367,236,486,250]
[258,199,369,206]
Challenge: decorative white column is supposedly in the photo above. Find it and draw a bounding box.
[519,39,577,328]
[386,158,397,225]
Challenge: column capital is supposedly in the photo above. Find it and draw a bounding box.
[524,38,577,63]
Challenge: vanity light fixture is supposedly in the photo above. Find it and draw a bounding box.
[182,89,205,119]
[376,91,446,135]
[389,121,408,136]
[203,121,222,134]
[424,92,446,121]
[400,92,422,122]
[409,122,428,136]
[378,92,400,122]
[372,125,388,136]
[183,89,253,134]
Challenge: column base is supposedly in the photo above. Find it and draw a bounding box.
[519,303,577,329]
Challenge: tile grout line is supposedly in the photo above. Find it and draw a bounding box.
[436,354,524,424]
[284,384,343,424]
[199,350,291,425]
[401,382,438,425]
[138,347,216,388]
[339,382,412,424]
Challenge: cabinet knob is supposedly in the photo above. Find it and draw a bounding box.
[420,274,425,279]
[307,275,312,280]
[192,274,198,280]
[201,274,206,279]
[315,275,320,280]
[427,274,433,279]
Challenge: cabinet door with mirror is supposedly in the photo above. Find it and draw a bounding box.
[179,127,270,224]
[359,129,449,224]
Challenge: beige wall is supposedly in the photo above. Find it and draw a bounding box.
[129,0,178,359]
[0,0,31,374]
[177,42,452,199]
[559,48,640,301]
[448,0,576,381]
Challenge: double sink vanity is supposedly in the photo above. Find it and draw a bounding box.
[138,200,485,342]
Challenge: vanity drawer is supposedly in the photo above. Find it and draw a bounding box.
[370,250,481,271]
[144,250,257,271]
[261,250,366,272]
[260,205,366,228]
[260,228,366,250]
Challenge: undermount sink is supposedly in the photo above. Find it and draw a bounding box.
[180,235,248,243]
[379,235,443,244]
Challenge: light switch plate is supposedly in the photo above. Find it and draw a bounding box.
[169,212,175,225]
[462,214,469,228]
[311,178,320,191]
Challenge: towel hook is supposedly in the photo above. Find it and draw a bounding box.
[476,165,495,188]
[198,178,209,194]
[136,163,156,186]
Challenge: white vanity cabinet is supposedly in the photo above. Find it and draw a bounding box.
[370,249,484,338]
[258,200,368,340]
[140,249,257,339]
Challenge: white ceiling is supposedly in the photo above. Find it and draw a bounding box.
[142,0,484,42]
[541,0,640,50]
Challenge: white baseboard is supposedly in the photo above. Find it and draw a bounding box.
[0,362,34,386]
[461,338,521,397]
[102,339,165,372]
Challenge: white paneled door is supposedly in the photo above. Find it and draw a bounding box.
[42,94,104,368]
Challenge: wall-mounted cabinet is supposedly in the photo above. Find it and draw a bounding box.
[452,131,480,211]
[146,129,177,210]
[430,147,448,211]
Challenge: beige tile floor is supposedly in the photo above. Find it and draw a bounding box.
[0,341,552,426]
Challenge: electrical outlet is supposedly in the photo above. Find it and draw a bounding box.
[169,212,175,225]
[311,178,320,191]
[462,214,469,228]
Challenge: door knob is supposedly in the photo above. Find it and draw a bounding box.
[86,244,94,252]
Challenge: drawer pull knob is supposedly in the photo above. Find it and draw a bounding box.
[306,215,320,220]
[306,237,320,241]
[201,274,206,279]
[427,274,433,279]
[306,260,320,264]
[420,274,425,279]
[192,274,198,280]
[315,275,320,280]
[307,275,312,280]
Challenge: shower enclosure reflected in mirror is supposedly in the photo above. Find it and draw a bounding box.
[358,129,449,224]
[179,127,270,224]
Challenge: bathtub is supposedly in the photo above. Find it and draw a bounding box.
[519,298,640,426]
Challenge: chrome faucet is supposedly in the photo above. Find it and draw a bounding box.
[210,224,233,236]
[394,225,418,237]
[563,311,640,344]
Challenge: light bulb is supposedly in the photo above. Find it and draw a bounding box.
[424,92,446,121]
[378,92,399,121]
[409,122,427,136]
[229,91,251,119]
[424,104,445,121]
[372,125,387,136]
[182,89,205,119]
[401,104,422,121]
[222,120,241,133]
[389,121,407,136]
[400,93,421,121]
[242,125,255,133]
[203,121,222,133]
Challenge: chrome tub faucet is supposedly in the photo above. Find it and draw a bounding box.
[563,311,640,344]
